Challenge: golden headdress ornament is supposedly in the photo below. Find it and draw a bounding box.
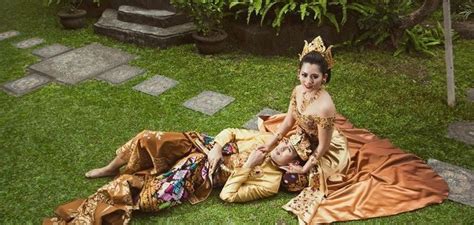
[299,36,335,69]
[288,133,313,161]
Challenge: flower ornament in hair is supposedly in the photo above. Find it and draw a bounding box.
[299,36,335,69]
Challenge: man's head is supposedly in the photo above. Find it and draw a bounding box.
[270,139,301,166]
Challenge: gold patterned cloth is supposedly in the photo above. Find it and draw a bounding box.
[258,114,449,224]
[43,129,283,224]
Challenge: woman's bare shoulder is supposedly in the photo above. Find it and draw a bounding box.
[313,91,336,117]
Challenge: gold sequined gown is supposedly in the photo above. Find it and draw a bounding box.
[257,88,449,225]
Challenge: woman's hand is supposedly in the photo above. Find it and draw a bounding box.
[280,162,311,174]
[243,150,266,168]
[208,144,223,174]
[256,145,272,153]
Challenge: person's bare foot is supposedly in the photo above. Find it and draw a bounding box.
[85,167,119,178]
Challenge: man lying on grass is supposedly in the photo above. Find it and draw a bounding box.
[43,128,303,224]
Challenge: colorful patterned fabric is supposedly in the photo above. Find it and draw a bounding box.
[138,152,208,212]
[202,134,239,155]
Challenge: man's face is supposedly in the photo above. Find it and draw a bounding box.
[270,139,298,166]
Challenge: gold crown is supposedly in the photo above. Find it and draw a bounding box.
[299,36,335,69]
[288,133,313,161]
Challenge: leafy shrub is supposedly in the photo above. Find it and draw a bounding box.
[345,0,457,56]
[228,0,354,32]
[453,0,473,21]
[45,0,101,11]
[171,0,226,35]
[394,22,458,56]
[348,0,413,46]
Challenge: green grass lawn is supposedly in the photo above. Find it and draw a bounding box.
[1,0,473,224]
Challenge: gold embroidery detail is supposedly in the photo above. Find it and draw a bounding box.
[291,88,336,132]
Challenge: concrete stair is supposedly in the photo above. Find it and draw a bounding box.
[110,0,177,12]
[94,2,195,48]
[117,5,189,28]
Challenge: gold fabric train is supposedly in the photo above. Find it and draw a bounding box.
[258,114,449,224]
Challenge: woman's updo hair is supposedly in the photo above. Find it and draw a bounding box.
[298,51,332,84]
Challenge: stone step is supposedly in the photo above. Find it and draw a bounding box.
[118,5,189,28]
[110,0,177,12]
[94,9,196,48]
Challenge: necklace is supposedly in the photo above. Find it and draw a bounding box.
[299,87,324,113]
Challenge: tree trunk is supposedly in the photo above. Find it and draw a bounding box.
[391,0,441,47]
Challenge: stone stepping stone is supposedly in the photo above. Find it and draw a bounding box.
[97,65,145,85]
[447,121,474,145]
[183,91,235,116]
[133,75,177,96]
[28,43,136,85]
[2,73,51,96]
[243,108,283,130]
[32,44,72,59]
[467,88,474,103]
[428,159,473,207]
[14,37,44,49]
[0,30,20,41]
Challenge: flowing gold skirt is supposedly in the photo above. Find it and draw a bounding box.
[258,114,449,224]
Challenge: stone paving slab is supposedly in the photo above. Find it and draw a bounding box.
[243,108,283,130]
[467,88,474,103]
[133,75,177,96]
[32,44,72,59]
[97,65,145,85]
[183,91,235,116]
[2,73,51,96]
[0,30,20,41]
[428,159,473,207]
[14,37,44,49]
[28,43,136,85]
[447,121,474,145]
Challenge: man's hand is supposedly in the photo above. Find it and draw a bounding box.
[208,144,223,174]
[243,150,266,168]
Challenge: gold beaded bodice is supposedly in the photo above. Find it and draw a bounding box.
[290,88,336,139]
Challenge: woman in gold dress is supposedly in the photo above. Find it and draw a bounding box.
[257,37,449,224]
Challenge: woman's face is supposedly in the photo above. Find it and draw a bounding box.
[298,62,326,92]
[270,140,298,166]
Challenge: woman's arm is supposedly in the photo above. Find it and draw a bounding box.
[259,89,297,152]
[302,104,336,172]
[263,110,296,149]
[302,123,333,172]
[286,100,336,174]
